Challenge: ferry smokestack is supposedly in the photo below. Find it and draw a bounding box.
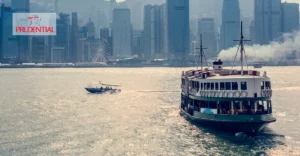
[213,59,223,70]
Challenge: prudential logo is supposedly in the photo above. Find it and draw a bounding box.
[13,13,56,36]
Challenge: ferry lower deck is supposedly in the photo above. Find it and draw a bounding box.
[181,93,276,134]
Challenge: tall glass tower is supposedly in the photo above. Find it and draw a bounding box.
[220,0,240,51]
[167,0,189,59]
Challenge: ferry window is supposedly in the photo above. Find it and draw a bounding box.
[211,83,214,90]
[266,81,271,89]
[209,101,217,109]
[261,81,265,90]
[225,82,231,90]
[201,83,203,90]
[241,82,247,90]
[194,101,200,112]
[220,82,225,90]
[215,83,219,90]
[204,83,207,90]
[234,101,240,110]
[232,82,238,90]
[242,101,248,109]
[197,82,200,91]
[207,83,211,90]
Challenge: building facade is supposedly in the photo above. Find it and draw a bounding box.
[1,5,18,62]
[166,0,189,59]
[31,36,46,63]
[112,8,132,58]
[282,3,299,33]
[12,0,30,63]
[220,0,240,51]
[70,12,79,63]
[254,0,282,45]
[55,13,70,62]
[198,18,218,58]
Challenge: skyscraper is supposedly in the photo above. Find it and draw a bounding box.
[70,12,79,62]
[254,0,282,45]
[112,8,132,58]
[11,0,29,12]
[282,3,299,33]
[1,5,18,62]
[167,0,189,59]
[86,18,96,39]
[55,13,70,62]
[144,4,168,59]
[198,18,218,58]
[12,0,30,63]
[220,0,240,51]
[31,36,46,63]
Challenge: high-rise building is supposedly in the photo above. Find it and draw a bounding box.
[100,28,110,42]
[144,4,168,59]
[132,30,143,57]
[11,0,29,12]
[0,4,3,62]
[112,8,132,58]
[282,3,299,33]
[167,0,189,59]
[220,0,240,51]
[100,27,112,56]
[55,13,70,62]
[1,5,18,62]
[11,0,30,63]
[198,18,218,58]
[86,18,96,39]
[254,0,282,45]
[31,36,46,63]
[70,12,79,62]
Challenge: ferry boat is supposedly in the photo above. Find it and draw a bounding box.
[85,82,121,94]
[180,22,276,134]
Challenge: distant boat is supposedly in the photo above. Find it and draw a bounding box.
[253,62,263,68]
[85,82,121,94]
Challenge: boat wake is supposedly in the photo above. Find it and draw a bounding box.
[137,90,180,93]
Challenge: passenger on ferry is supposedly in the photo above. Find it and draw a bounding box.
[245,103,252,114]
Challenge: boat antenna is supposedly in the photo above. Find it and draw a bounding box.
[233,21,250,75]
[196,34,208,71]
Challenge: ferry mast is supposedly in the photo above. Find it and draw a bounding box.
[196,34,207,71]
[234,21,250,75]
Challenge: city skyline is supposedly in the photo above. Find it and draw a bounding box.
[1,0,300,64]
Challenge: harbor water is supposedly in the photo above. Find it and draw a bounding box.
[0,67,300,155]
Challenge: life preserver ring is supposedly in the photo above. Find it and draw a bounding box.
[232,91,239,97]
[221,91,226,97]
[217,91,221,97]
[242,91,248,97]
[211,91,216,97]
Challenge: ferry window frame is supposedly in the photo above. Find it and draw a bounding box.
[241,82,247,90]
[261,81,265,90]
[211,83,214,90]
[225,82,231,90]
[232,82,238,90]
[220,82,225,90]
[215,82,219,90]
